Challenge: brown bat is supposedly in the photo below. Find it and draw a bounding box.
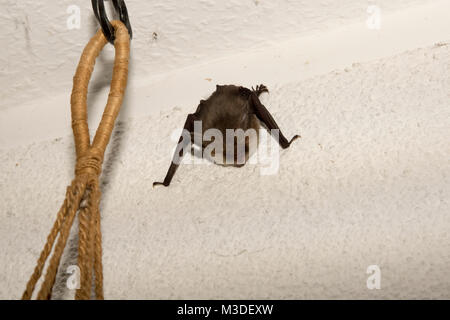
[153,84,300,187]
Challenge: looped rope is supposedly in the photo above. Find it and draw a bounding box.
[75,151,103,176]
[22,20,130,300]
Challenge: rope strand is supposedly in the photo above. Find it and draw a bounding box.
[22,20,130,300]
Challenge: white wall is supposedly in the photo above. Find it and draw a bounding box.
[0,0,433,111]
[1,0,449,300]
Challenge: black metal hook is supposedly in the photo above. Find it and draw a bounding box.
[91,0,132,44]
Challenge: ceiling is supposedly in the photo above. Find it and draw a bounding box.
[0,0,433,111]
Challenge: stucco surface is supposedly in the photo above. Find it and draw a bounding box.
[0,0,434,111]
[1,42,449,299]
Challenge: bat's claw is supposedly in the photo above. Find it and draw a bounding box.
[153,181,169,188]
[281,135,301,149]
[252,84,269,97]
[289,135,301,145]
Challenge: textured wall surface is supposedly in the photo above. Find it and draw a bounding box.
[0,0,434,111]
[1,42,449,299]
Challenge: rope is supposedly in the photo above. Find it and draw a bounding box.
[22,20,130,300]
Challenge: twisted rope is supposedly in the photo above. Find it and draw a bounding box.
[22,20,130,300]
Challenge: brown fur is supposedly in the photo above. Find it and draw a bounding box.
[154,84,300,187]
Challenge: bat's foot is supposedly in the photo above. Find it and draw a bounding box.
[289,135,301,144]
[252,84,269,97]
[281,134,301,149]
[153,181,170,187]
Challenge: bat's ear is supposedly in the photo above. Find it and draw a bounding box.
[196,99,206,113]
[216,84,223,91]
[238,86,252,98]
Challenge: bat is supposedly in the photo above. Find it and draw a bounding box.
[153,84,300,187]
